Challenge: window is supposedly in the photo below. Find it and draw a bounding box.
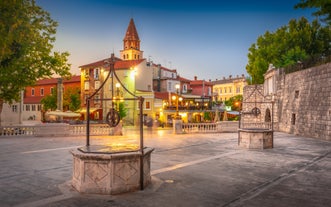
[37,105,41,111]
[148,85,151,91]
[94,94,100,104]
[183,84,187,93]
[220,88,222,94]
[145,101,151,110]
[32,105,36,111]
[236,87,241,93]
[229,87,232,93]
[31,88,35,96]
[12,105,18,113]
[95,81,100,89]
[168,82,172,91]
[295,90,299,98]
[26,105,30,111]
[85,69,89,76]
[84,81,89,90]
[224,88,227,93]
[40,88,44,96]
[50,87,54,94]
[94,68,99,80]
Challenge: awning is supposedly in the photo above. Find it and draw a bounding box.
[46,110,81,118]
[76,108,101,113]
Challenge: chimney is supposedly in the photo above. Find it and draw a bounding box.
[242,74,245,78]
[194,76,197,80]
[209,79,211,82]
[229,75,232,79]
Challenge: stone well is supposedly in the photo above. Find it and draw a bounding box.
[71,146,153,195]
[238,128,273,149]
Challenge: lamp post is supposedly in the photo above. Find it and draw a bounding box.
[115,83,120,111]
[175,84,180,119]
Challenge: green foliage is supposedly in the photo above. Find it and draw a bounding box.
[63,87,81,111]
[118,102,127,119]
[246,17,331,84]
[41,90,57,111]
[225,95,243,111]
[203,112,212,121]
[295,0,331,25]
[0,0,71,108]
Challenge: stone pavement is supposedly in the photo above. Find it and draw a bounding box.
[0,128,330,207]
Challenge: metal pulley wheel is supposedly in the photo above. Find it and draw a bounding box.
[106,108,120,127]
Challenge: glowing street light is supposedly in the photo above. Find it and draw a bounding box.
[175,84,180,119]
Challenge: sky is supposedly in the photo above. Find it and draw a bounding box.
[36,0,315,81]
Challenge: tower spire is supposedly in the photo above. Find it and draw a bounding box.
[120,18,143,60]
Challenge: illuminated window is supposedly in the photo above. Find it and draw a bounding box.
[84,81,89,90]
[145,101,151,110]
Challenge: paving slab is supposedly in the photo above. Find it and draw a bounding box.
[0,130,330,207]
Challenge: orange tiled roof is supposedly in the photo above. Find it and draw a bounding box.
[34,75,81,86]
[190,80,213,86]
[154,92,170,100]
[24,96,43,104]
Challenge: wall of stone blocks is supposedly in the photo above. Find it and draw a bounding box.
[277,63,331,140]
[242,63,330,140]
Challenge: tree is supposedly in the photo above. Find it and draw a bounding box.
[41,90,57,111]
[224,95,243,111]
[246,17,331,84]
[63,87,81,111]
[118,102,127,119]
[0,0,71,125]
[295,0,331,25]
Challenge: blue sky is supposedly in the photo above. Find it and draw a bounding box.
[36,0,315,81]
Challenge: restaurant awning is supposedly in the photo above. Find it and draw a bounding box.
[76,108,101,113]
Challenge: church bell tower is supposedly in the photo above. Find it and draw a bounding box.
[120,18,143,60]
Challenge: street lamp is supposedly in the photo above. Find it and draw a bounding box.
[175,84,180,119]
[115,83,121,111]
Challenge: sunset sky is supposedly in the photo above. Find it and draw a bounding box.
[36,0,315,80]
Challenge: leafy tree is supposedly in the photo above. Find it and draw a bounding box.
[224,95,243,111]
[295,0,331,25]
[41,89,57,111]
[63,87,81,111]
[246,17,331,84]
[0,0,71,125]
[118,102,127,119]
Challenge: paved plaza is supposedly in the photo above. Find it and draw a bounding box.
[0,128,330,207]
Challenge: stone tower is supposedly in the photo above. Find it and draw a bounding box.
[120,18,143,60]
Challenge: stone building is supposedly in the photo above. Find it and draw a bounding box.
[242,62,331,140]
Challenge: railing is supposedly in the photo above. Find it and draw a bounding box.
[240,122,272,129]
[0,126,35,136]
[0,124,113,137]
[182,123,217,133]
[182,121,239,133]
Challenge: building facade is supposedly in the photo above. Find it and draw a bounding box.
[211,74,247,103]
[0,75,80,125]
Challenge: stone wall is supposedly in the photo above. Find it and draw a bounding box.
[242,63,331,140]
[277,63,331,140]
